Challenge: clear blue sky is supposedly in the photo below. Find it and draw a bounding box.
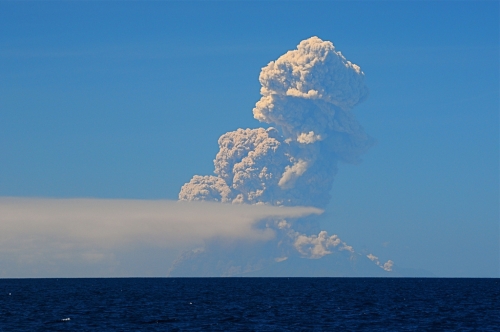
[1,1,498,277]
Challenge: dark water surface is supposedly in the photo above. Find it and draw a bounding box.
[0,278,498,331]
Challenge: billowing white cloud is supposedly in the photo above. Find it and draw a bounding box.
[174,37,390,275]
[297,131,322,144]
[294,231,341,259]
[294,230,354,259]
[180,128,293,205]
[179,36,373,210]
[366,253,394,272]
[383,260,394,272]
[178,175,232,203]
[256,37,368,108]
[253,36,370,145]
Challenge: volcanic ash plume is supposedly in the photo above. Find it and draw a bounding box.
[253,36,369,142]
[180,37,373,208]
[176,37,390,274]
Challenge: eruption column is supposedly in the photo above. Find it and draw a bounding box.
[177,37,390,270]
[180,36,373,208]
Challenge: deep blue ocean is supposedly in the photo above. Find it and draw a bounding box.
[0,278,498,331]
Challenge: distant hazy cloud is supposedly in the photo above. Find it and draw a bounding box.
[0,197,321,275]
[294,231,354,259]
[383,260,394,272]
[366,253,394,272]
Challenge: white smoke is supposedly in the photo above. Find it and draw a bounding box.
[297,131,322,144]
[253,36,369,141]
[178,175,232,203]
[278,159,308,189]
[383,260,394,272]
[294,230,354,259]
[177,37,389,274]
[366,253,394,272]
[180,36,373,208]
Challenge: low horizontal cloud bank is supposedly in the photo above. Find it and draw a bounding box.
[0,197,322,248]
[0,197,321,276]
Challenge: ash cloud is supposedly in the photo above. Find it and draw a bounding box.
[180,37,373,208]
[176,37,390,275]
[0,197,320,277]
[294,231,350,259]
